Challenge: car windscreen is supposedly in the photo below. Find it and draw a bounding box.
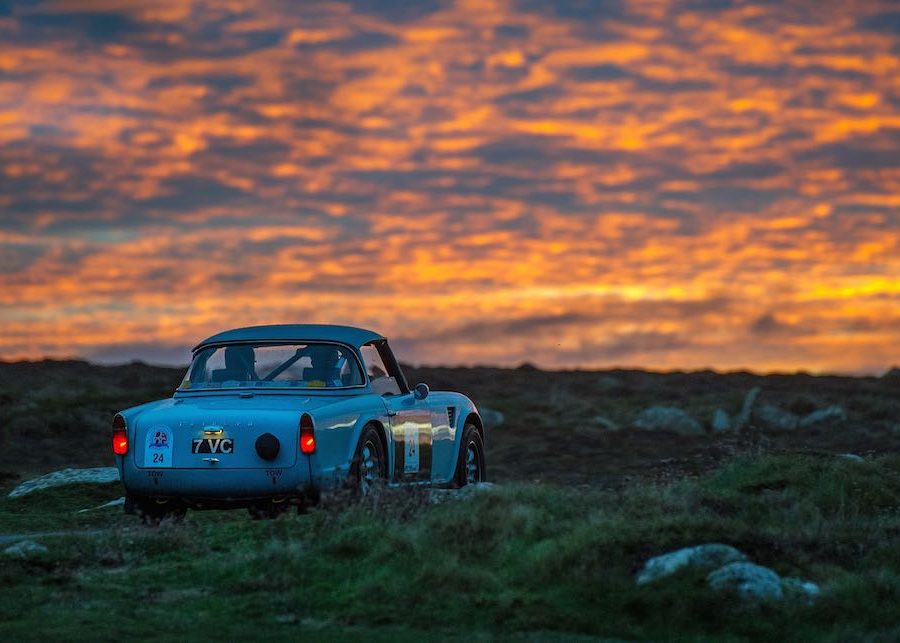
[180,342,365,390]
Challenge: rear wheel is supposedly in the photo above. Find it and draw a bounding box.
[351,425,386,496]
[454,424,486,487]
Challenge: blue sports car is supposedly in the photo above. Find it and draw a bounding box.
[113,325,486,522]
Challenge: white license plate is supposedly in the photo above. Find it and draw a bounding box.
[192,438,234,454]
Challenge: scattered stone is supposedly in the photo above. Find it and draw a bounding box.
[634,407,704,436]
[596,375,624,391]
[590,416,620,431]
[781,577,821,605]
[754,404,800,431]
[275,614,298,625]
[8,467,120,499]
[479,407,505,429]
[836,453,865,463]
[711,409,731,433]
[429,482,495,505]
[300,617,331,630]
[707,562,784,601]
[734,387,760,432]
[77,497,126,513]
[574,417,619,437]
[799,405,847,428]
[3,540,48,559]
[635,544,747,585]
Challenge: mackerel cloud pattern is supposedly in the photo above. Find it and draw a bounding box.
[0,1,898,372]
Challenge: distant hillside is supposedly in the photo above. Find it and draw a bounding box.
[0,360,897,481]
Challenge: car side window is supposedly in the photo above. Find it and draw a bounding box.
[361,343,401,396]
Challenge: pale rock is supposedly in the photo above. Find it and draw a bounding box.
[635,544,747,585]
[754,404,800,430]
[711,409,731,433]
[429,482,496,505]
[590,416,620,431]
[734,387,760,432]
[634,407,704,436]
[575,416,619,437]
[77,497,127,513]
[596,375,624,391]
[781,577,821,605]
[836,453,864,463]
[8,467,120,499]
[799,405,847,428]
[707,562,784,601]
[3,540,48,559]
[479,407,505,430]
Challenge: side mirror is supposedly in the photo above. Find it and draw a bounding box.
[413,382,430,400]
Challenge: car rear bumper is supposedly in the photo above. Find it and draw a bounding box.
[120,463,313,499]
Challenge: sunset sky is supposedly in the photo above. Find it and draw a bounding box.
[1,0,898,373]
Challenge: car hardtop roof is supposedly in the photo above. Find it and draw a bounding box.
[193,324,385,351]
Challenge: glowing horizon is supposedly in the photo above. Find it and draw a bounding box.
[0,0,898,374]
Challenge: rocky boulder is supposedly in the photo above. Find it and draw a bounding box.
[754,404,800,430]
[799,405,846,428]
[635,544,747,585]
[429,482,495,505]
[781,577,821,605]
[3,540,48,559]
[575,416,620,437]
[707,562,784,601]
[77,497,126,513]
[591,415,619,431]
[711,409,731,433]
[8,467,120,499]
[634,407,704,436]
[734,387,760,432]
[478,407,505,430]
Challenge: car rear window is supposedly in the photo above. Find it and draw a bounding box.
[180,343,365,390]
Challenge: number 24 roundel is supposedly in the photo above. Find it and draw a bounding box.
[145,426,173,468]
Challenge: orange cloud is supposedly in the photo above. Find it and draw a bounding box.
[0,0,897,373]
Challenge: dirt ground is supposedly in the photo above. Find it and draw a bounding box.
[405,364,900,487]
[1,360,898,485]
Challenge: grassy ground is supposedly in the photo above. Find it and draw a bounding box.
[3,454,900,641]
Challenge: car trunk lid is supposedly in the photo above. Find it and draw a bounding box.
[134,394,334,469]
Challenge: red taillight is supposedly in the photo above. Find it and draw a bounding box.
[112,414,128,455]
[300,414,316,454]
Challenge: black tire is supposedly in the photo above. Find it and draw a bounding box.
[454,424,486,487]
[296,488,320,515]
[350,425,386,496]
[127,495,186,526]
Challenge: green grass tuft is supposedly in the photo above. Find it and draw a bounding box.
[3,454,900,639]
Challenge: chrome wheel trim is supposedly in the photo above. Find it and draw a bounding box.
[358,439,382,495]
[465,440,481,484]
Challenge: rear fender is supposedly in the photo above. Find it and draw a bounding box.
[114,398,173,477]
[449,394,481,457]
[307,399,393,490]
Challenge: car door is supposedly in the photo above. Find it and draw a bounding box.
[360,341,432,483]
[383,393,432,483]
[427,400,457,485]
